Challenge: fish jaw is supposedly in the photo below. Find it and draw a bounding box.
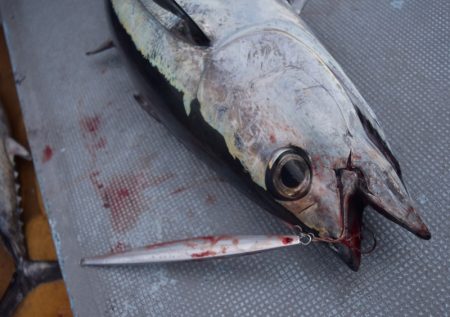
[287,166,365,270]
[328,146,431,271]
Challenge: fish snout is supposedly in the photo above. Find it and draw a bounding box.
[358,159,431,240]
[301,149,431,271]
[329,147,431,270]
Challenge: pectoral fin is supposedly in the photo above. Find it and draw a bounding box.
[287,0,310,15]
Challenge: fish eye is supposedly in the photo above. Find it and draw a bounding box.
[265,147,312,200]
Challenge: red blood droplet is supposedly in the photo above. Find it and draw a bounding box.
[171,187,187,195]
[269,134,276,143]
[281,237,294,245]
[42,145,53,163]
[191,250,217,258]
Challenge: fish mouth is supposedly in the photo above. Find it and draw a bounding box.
[330,158,431,271]
[330,169,365,271]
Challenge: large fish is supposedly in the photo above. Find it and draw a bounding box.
[105,0,430,270]
[0,102,61,316]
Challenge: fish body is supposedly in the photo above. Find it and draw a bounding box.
[0,102,61,316]
[106,0,430,270]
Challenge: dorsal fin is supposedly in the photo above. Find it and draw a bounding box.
[287,0,309,14]
[153,0,210,46]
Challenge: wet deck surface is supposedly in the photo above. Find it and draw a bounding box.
[1,0,449,316]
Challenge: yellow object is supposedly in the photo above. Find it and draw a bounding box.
[0,241,15,299]
[13,281,73,317]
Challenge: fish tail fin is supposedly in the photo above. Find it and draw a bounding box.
[0,260,61,316]
[0,271,28,317]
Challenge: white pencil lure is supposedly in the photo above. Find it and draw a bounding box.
[81,234,313,266]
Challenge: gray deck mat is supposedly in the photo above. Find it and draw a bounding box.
[1,0,449,316]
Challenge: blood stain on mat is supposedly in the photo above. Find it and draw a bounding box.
[79,114,108,160]
[42,145,53,163]
[95,137,107,149]
[205,194,217,205]
[89,172,143,232]
[89,171,175,233]
[171,186,187,195]
[110,241,129,253]
[104,176,143,232]
[80,115,101,135]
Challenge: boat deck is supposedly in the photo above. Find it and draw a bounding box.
[1,0,448,315]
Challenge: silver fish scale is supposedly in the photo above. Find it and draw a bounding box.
[0,0,449,316]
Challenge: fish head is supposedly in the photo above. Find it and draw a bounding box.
[198,29,430,270]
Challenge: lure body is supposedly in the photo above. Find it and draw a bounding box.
[82,235,304,266]
[106,0,430,270]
